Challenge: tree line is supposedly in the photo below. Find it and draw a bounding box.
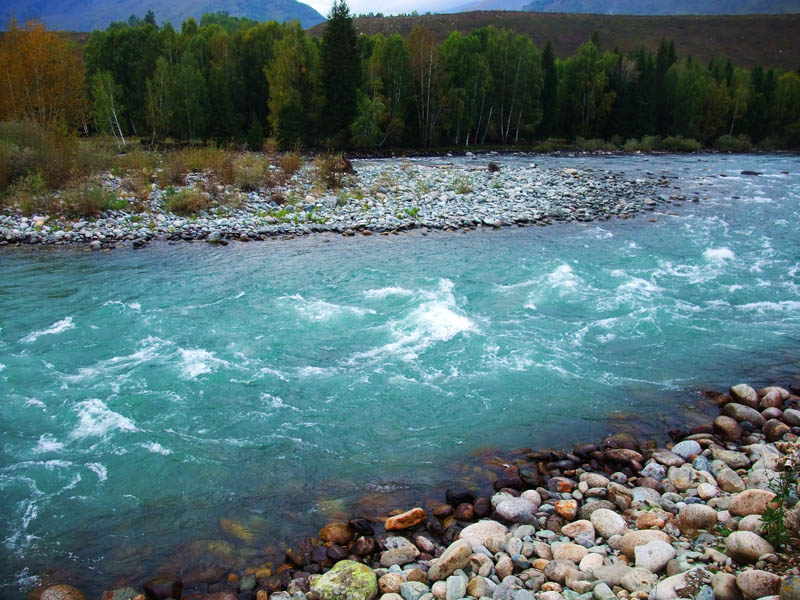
[1,3,799,150]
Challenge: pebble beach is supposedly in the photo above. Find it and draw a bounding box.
[0,154,682,249]
[34,380,800,600]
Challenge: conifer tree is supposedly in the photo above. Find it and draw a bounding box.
[539,41,558,139]
[321,0,361,146]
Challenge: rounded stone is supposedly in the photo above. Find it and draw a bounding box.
[579,552,604,571]
[320,523,356,545]
[619,530,671,560]
[458,520,507,551]
[678,504,718,530]
[311,561,378,600]
[722,403,766,427]
[495,498,537,524]
[555,499,578,521]
[724,531,775,564]
[764,419,790,442]
[729,489,776,516]
[729,384,759,409]
[561,520,594,540]
[735,570,781,600]
[671,440,702,460]
[552,542,588,564]
[634,540,675,574]
[590,508,627,539]
[783,408,800,427]
[379,574,406,595]
[714,416,744,442]
[696,483,719,500]
[385,508,426,531]
[143,575,183,600]
[41,585,87,600]
[738,514,766,534]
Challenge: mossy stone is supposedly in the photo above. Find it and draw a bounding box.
[311,560,378,600]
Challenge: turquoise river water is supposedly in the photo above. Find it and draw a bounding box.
[1,153,799,597]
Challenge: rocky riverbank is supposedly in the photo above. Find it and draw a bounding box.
[34,380,800,600]
[0,156,685,250]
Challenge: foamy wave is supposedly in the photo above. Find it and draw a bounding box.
[547,264,581,292]
[288,294,376,321]
[87,462,108,481]
[353,279,476,362]
[142,441,172,455]
[0,363,5,372]
[71,398,137,439]
[737,300,800,314]
[178,348,229,379]
[704,247,735,262]
[21,317,75,343]
[34,434,64,453]
[64,336,169,383]
[364,287,414,299]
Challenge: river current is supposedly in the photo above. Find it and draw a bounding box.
[1,153,799,596]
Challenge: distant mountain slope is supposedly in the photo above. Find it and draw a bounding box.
[521,0,800,15]
[2,0,326,31]
[309,12,800,71]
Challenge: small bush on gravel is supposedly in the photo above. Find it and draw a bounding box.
[280,151,302,178]
[61,180,118,217]
[164,186,210,215]
[314,153,349,190]
[234,153,266,191]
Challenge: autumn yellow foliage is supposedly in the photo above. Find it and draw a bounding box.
[0,19,86,130]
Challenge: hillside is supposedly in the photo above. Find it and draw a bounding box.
[521,0,800,15]
[1,0,325,31]
[312,12,800,70]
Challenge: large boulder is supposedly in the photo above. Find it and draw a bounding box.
[678,504,718,530]
[728,489,776,516]
[724,531,775,564]
[590,508,627,539]
[649,568,712,600]
[736,570,781,600]
[311,560,378,600]
[459,520,508,551]
[619,530,671,560]
[427,539,472,581]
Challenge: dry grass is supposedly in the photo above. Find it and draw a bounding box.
[234,153,267,192]
[164,186,210,215]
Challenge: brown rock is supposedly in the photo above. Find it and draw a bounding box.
[427,539,472,581]
[378,573,405,594]
[722,403,766,427]
[319,523,355,545]
[729,489,776,516]
[724,531,775,564]
[763,419,790,442]
[636,512,666,530]
[385,508,426,531]
[605,449,644,463]
[651,450,685,467]
[552,542,588,564]
[711,572,742,600]
[555,499,578,521]
[714,416,744,442]
[729,384,759,409]
[735,569,781,600]
[619,530,671,560]
[759,388,785,409]
[454,503,474,521]
[561,520,595,539]
[678,504,718,530]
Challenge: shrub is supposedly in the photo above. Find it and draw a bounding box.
[715,134,752,152]
[75,138,117,177]
[234,153,266,191]
[533,141,553,153]
[158,151,189,188]
[61,180,117,217]
[164,186,210,215]
[279,151,302,178]
[576,137,616,151]
[661,136,702,152]
[313,153,347,190]
[14,170,51,215]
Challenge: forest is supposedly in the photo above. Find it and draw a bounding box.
[1,2,799,152]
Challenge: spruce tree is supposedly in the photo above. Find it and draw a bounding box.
[321,0,361,146]
[539,41,557,139]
